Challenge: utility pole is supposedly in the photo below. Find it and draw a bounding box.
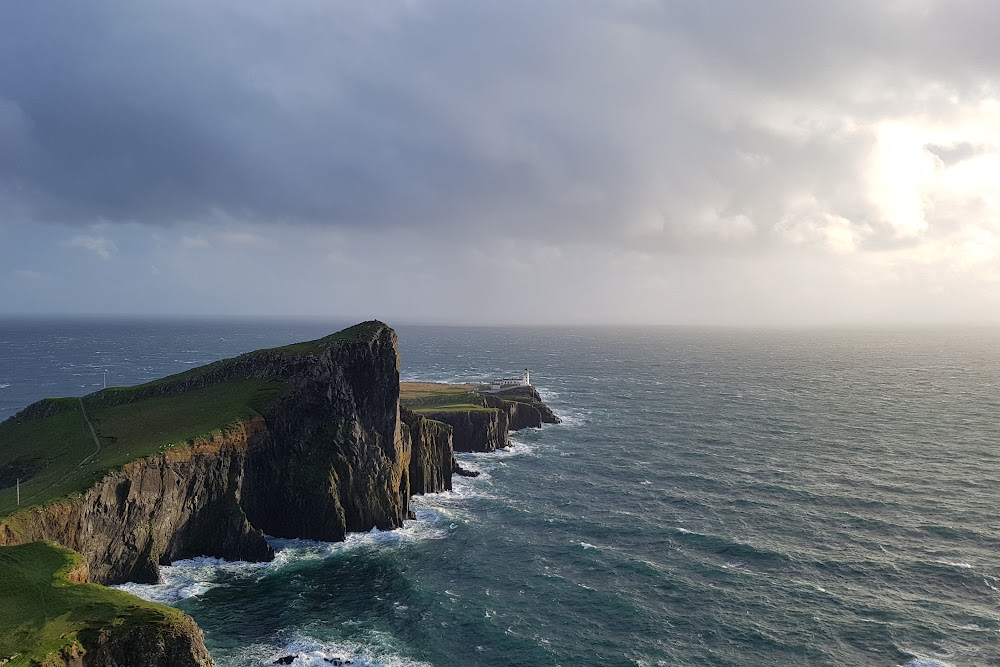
[103,369,108,389]
[16,478,19,506]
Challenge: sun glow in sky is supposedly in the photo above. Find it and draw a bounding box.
[1,1,999,324]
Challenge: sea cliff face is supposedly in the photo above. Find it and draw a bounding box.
[241,327,409,542]
[0,422,271,585]
[401,408,454,495]
[420,409,509,453]
[0,322,453,587]
[421,386,560,453]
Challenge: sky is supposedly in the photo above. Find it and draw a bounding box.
[2,0,999,325]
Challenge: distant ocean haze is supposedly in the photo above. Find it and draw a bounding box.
[2,319,998,667]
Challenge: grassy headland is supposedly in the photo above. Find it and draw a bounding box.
[0,321,387,519]
[399,382,494,413]
[0,541,186,665]
[0,380,285,518]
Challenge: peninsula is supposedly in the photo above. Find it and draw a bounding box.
[400,381,560,452]
[0,322,557,666]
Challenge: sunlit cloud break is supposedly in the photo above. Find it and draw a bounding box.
[1,1,999,323]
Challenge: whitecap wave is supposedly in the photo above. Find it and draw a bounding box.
[934,560,973,569]
[904,659,957,667]
[0,383,10,389]
[551,407,589,427]
[115,519,447,603]
[533,386,560,400]
[240,633,432,667]
[115,555,266,604]
[459,440,536,461]
[268,520,448,568]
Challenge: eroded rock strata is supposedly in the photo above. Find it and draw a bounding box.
[418,408,509,453]
[423,386,561,453]
[0,322,453,586]
[401,407,454,495]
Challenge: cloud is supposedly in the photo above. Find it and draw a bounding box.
[2,1,1000,322]
[65,235,118,260]
[0,1,995,252]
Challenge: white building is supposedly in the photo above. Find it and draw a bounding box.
[490,369,530,391]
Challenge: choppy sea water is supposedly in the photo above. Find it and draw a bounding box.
[2,319,1000,666]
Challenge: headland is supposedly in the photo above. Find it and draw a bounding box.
[0,322,557,665]
[400,381,560,453]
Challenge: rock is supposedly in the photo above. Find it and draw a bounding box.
[491,386,561,425]
[452,457,481,477]
[401,408,454,494]
[420,408,508,453]
[84,614,215,667]
[0,322,455,585]
[273,656,297,665]
[419,386,559,452]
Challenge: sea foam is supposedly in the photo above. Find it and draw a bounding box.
[239,632,432,667]
[115,517,447,604]
[904,659,957,667]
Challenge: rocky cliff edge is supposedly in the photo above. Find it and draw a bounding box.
[0,322,453,587]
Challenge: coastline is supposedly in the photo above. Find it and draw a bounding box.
[0,323,560,665]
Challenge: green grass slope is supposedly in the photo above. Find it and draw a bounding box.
[399,382,494,413]
[0,380,284,518]
[0,321,388,519]
[0,541,186,665]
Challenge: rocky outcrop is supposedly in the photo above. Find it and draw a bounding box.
[490,386,561,425]
[400,408,453,495]
[420,386,559,452]
[18,618,213,667]
[0,322,455,586]
[481,394,542,430]
[0,541,214,667]
[420,408,509,453]
[79,614,214,667]
[452,457,481,477]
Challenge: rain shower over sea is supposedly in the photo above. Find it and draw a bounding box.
[2,319,999,667]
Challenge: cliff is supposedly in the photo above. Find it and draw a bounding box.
[1,422,273,585]
[489,385,561,426]
[399,383,559,453]
[0,322,453,586]
[400,408,454,495]
[417,407,509,453]
[0,541,213,667]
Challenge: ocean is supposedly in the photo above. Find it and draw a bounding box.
[1,319,999,667]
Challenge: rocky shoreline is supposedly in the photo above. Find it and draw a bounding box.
[408,384,561,453]
[0,322,558,666]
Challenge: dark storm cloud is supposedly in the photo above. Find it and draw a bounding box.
[1,1,999,250]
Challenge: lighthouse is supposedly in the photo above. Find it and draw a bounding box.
[523,368,530,386]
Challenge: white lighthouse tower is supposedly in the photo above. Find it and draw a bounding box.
[523,368,530,386]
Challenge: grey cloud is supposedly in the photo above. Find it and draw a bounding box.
[1,1,998,254]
